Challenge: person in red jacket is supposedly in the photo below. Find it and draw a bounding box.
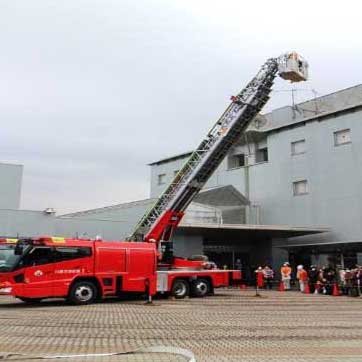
[255,266,264,288]
[297,265,308,292]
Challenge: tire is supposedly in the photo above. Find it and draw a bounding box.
[68,281,97,305]
[17,297,43,304]
[191,279,210,298]
[171,279,189,299]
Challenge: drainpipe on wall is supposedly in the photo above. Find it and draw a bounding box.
[244,134,251,200]
[255,205,261,225]
[244,134,251,224]
[244,158,250,200]
[217,208,223,225]
[340,252,345,269]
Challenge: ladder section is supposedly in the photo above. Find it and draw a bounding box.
[129,58,279,242]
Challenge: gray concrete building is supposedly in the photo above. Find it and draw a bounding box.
[1,85,362,276]
[148,84,362,271]
[0,162,23,209]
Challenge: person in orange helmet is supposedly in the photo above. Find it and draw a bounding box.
[281,262,292,290]
[297,265,308,292]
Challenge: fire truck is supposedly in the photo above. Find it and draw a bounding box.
[0,53,308,304]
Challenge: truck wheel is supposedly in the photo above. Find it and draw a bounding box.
[191,279,210,297]
[68,281,97,305]
[171,279,189,299]
[18,297,43,304]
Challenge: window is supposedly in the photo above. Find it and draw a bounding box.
[334,129,351,146]
[53,247,92,262]
[256,148,268,163]
[0,245,22,272]
[22,247,53,266]
[227,153,245,169]
[293,180,308,196]
[291,139,306,155]
[157,174,166,185]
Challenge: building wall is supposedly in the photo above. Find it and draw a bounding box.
[0,199,153,240]
[150,106,362,246]
[173,232,203,258]
[150,150,247,199]
[0,209,55,237]
[0,208,126,240]
[54,217,126,240]
[254,109,362,245]
[62,199,156,239]
[58,199,159,240]
[0,163,23,209]
[150,156,191,198]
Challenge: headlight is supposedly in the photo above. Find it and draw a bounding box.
[0,287,12,294]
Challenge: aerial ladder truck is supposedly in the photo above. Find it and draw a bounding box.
[0,52,308,304]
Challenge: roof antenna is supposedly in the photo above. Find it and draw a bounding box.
[312,89,320,114]
[291,88,304,118]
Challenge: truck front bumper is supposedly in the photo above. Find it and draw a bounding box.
[0,287,12,295]
[0,282,13,295]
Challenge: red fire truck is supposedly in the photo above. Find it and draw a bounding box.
[0,237,236,303]
[0,52,308,304]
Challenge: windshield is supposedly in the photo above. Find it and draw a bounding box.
[0,244,23,272]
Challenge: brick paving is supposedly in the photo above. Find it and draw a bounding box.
[0,289,361,361]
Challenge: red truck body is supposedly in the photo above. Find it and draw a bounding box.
[0,237,240,303]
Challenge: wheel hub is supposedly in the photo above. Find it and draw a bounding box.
[75,285,93,302]
[175,283,186,296]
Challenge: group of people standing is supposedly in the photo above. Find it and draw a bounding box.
[301,264,362,296]
[281,262,308,292]
[338,266,362,296]
[254,262,299,291]
[254,262,362,296]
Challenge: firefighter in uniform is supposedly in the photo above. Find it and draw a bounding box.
[281,262,292,290]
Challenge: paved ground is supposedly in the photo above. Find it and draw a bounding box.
[0,289,361,362]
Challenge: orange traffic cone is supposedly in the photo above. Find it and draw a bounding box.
[332,283,340,296]
[279,281,285,292]
[304,283,310,294]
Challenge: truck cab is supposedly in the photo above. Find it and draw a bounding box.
[0,237,157,304]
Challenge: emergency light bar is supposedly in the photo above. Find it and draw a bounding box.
[9,236,66,249]
[0,238,18,244]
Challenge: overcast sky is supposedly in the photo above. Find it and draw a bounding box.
[1,0,361,213]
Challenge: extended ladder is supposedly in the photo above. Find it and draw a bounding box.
[129,53,308,243]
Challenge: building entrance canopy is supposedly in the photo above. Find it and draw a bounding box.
[177,222,328,272]
[277,240,362,253]
[179,223,328,242]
